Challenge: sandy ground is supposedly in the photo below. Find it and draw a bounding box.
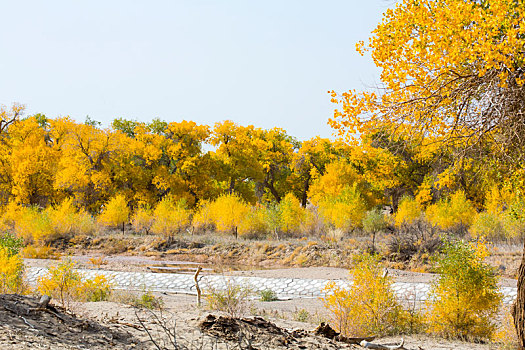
[0,291,509,350]
[78,293,507,350]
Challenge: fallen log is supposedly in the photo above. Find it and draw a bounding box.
[314,322,376,344]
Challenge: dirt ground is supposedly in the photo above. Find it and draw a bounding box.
[0,293,510,350]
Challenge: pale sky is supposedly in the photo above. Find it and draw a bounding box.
[0,1,394,141]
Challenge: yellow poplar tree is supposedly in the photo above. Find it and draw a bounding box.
[328,0,525,343]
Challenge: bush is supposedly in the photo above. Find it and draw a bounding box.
[387,219,441,263]
[239,204,271,238]
[151,197,191,238]
[278,193,309,235]
[37,258,82,309]
[81,275,113,302]
[207,194,250,237]
[259,289,278,302]
[427,239,502,340]
[98,194,130,233]
[0,232,23,256]
[205,280,252,318]
[394,196,421,227]
[192,200,214,233]
[322,253,412,337]
[46,198,95,238]
[0,246,25,294]
[1,204,53,244]
[426,191,476,232]
[470,211,506,240]
[37,258,113,309]
[318,185,368,232]
[131,204,155,234]
[133,288,164,309]
[362,208,387,233]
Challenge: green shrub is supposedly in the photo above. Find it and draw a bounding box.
[259,289,278,302]
[0,232,23,256]
[427,239,502,340]
[362,208,387,233]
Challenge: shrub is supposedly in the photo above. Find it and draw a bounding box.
[0,246,25,294]
[81,275,113,302]
[363,208,388,251]
[133,289,164,309]
[37,258,82,309]
[1,204,54,243]
[46,198,95,238]
[426,191,476,231]
[394,196,421,227]
[318,185,367,232]
[387,219,442,263]
[427,239,502,340]
[37,258,113,309]
[322,253,411,337]
[98,194,130,233]
[207,194,250,237]
[362,208,387,233]
[192,200,214,233]
[278,193,308,235]
[21,244,57,259]
[151,197,191,238]
[239,204,271,238]
[470,211,506,240]
[131,204,155,234]
[0,232,23,256]
[259,289,278,302]
[205,280,252,318]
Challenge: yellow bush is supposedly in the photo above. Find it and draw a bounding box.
[192,200,213,233]
[278,193,308,235]
[98,194,130,232]
[1,204,55,244]
[322,253,411,337]
[0,247,25,294]
[239,204,270,238]
[427,239,502,340]
[80,275,113,302]
[37,258,112,309]
[470,212,506,239]
[151,197,191,237]
[131,204,155,234]
[426,191,476,230]
[46,198,95,238]
[394,196,421,227]
[318,185,367,232]
[37,258,83,309]
[207,193,250,237]
[21,244,57,259]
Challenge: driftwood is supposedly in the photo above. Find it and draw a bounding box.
[360,339,405,350]
[37,295,51,309]
[194,266,203,306]
[314,322,376,344]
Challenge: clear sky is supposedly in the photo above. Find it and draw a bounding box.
[0,1,393,141]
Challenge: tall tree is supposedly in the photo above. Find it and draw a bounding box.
[329,0,525,345]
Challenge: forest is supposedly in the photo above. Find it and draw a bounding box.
[0,102,522,244]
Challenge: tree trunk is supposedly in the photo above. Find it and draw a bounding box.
[513,239,525,349]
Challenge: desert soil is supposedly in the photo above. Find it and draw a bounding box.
[0,292,507,350]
